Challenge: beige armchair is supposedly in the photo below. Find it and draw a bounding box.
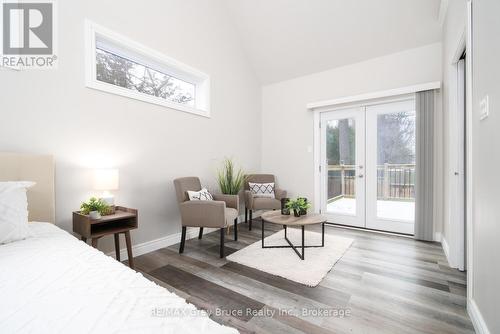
[173,177,239,258]
[244,174,287,230]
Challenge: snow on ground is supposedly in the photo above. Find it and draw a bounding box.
[327,198,414,221]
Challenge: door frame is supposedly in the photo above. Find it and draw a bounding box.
[465,0,473,305]
[446,20,471,272]
[313,93,417,232]
[311,83,441,224]
[447,46,466,271]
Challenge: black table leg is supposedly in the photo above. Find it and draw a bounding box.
[322,222,325,247]
[261,221,325,261]
[301,225,305,260]
[261,219,265,248]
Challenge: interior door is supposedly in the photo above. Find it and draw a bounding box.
[320,108,365,227]
[365,99,416,234]
[449,58,466,270]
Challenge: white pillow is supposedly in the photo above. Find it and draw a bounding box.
[187,188,214,201]
[0,181,36,244]
[249,182,275,198]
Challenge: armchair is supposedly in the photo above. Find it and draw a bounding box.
[244,174,287,230]
[173,177,239,258]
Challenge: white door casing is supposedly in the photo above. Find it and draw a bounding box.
[319,98,415,234]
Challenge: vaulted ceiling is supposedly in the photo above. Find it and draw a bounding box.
[223,0,443,84]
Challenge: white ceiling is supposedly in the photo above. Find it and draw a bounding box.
[223,0,443,84]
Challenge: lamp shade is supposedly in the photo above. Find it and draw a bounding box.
[93,169,119,190]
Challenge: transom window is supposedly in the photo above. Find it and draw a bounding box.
[96,48,195,107]
[85,20,210,117]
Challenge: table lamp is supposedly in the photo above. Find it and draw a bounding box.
[93,168,119,207]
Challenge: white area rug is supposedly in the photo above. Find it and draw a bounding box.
[226,228,353,286]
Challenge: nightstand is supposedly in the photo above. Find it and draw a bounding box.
[73,206,138,269]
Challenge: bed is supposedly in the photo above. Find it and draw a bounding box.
[0,153,237,334]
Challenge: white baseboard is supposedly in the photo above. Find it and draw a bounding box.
[440,236,467,272]
[442,236,451,264]
[468,298,491,334]
[434,232,442,242]
[107,214,246,261]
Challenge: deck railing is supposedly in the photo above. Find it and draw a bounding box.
[327,163,415,201]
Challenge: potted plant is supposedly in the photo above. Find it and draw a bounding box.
[297,197,308,215]
[285,197,311,217]
[281,198,290,215]
[217,158,245,195]
[80,197,110,220]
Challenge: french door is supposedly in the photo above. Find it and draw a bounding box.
[320,99,416,234]
[320,107,366,227]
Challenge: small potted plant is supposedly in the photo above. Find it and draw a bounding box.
[80,197,110,220]
[298,197,308,215]
[281,198,290,215]
[285,197,311,217]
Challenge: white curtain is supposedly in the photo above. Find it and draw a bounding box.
[414,90,435,241]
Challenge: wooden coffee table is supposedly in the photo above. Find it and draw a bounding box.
[260,211,327,260]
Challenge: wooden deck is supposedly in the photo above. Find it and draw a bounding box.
[127,219,473,334]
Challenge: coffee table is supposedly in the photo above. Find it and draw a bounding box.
[260,211,327,260]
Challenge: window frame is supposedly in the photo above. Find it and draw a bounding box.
[84,20,210,117]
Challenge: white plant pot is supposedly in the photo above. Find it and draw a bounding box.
[89,211,101,220]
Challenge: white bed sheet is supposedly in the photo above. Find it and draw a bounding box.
[0,222,237,334]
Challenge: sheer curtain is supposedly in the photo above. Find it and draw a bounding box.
[414,90,435,241]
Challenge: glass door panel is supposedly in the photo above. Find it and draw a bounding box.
[366,100,416,234]
[326,118,356,215]
[321,108,365,227]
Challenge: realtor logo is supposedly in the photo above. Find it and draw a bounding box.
[1,0,57,68]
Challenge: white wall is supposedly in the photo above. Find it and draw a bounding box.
[261,43,443,236]
[469,0,500,332]
[438,1,500,331]
[0,0,261,253]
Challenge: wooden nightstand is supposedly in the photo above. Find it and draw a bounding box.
[73,206,138,269]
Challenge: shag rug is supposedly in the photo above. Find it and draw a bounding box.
[226,228,353,286]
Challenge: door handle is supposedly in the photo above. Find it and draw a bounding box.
[358,174,364,178]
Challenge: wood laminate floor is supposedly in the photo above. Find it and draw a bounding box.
[128,219,473,334]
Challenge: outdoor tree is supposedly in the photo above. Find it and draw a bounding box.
[326,119,355,165]
[96,49,194,105]
[325,113,415,166]
[377,112,415,164]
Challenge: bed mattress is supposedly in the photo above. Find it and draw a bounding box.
[0,222,237,334]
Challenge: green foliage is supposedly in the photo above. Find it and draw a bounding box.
[80,197,111,215]
[285,197,311,212]
[217,158,245,195]
[326,119,355,165]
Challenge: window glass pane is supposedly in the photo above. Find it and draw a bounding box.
[96,48,195,106]
[376,111,415,221]
[326,118,356,216]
